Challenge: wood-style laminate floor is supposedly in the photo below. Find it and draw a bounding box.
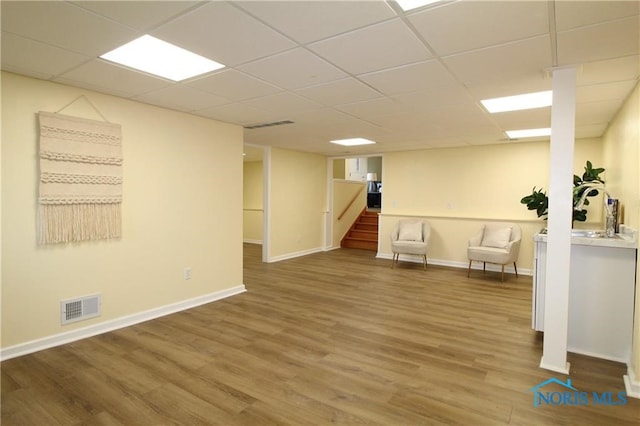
[2,244,639,425]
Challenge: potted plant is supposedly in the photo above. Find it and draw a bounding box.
[520,161,605,223]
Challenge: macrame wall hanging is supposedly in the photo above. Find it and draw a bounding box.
[38,96,123,244]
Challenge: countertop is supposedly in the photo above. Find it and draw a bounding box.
[533,225,638,249]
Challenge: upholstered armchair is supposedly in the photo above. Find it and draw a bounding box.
[390,219,431,269]
[467,222,521,282]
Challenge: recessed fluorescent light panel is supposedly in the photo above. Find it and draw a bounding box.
[506,128,551,139]
[396,0,442,12]
[330,138,376,146]
[100,35,225,82]
[481,90,552,113]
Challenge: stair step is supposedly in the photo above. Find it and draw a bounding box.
[348,229,378,240]
[354,223,377,231]
[358,216,378,225]
[341,238,378,251]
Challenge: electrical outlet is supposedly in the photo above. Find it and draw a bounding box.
[183,267,192,280]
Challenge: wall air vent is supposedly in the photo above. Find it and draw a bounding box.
[60,294,101,325]
[244,120,294,130]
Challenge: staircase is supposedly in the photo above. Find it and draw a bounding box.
[341,209,379,251]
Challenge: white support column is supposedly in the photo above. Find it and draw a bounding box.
[540,67,577,374]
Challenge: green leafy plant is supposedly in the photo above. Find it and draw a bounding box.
[520,161,605,222]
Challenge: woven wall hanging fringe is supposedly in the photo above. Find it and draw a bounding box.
[38,111,123,244]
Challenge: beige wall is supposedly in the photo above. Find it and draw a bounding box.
[332,180,367,248]
[602,82,640,381]
[1,73,244,348]
[243,161,263,243]
[332,158,346,179]
[268,147,327,259]
[379,139,603,270]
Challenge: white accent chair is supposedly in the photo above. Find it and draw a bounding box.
[390,219,431,270]
[467,222,521,282]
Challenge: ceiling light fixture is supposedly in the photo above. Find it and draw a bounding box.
[396,0,442,12]
[481,90,552,113]
[100,35,225,82]
[330,138,376,147]
[506,128,551,139]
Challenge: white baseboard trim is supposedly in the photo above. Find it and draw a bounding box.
[243,239,263,245]
[375,252,533,276]
[0,285,246,361]
[267,247,324,263]
[539,357,571,374]
[624,366,640,399]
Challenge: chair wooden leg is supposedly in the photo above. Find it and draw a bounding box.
[483,262,486,272]
[391,253,396,269]
[422,255,427,270]
[467,260,472,277]
[501,264,505,282]
[514,262,518,278]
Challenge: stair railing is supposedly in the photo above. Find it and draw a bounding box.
[338,185,365,221]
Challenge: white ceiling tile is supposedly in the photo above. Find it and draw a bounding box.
[443,36,553,88]
[408,1,548,56]
[358,60,460,95]
[579,56,640,86]
[71,1,203,31]
[575,123,609,139]
[308,18,432,75]
[1,32,90,78]
[464,75,552,101]
[296,78,383,106]
[557,17,639,65]
[238,48,348,90]
[1,1,138,56]
[187,70,282,102]
[242,92,324,117]
[196,103,277,126]
[236,1,396,44]
[55,59,171,97]
[135,85,229,112]
[335,97,402,120]
[152,2,296,67]
[490,108,552,131]
[555,1,639,32]
[576,80,638,104]
[576,99,624,126]
[391,85,473,110]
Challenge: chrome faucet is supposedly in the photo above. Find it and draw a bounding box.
[573,182,617,236]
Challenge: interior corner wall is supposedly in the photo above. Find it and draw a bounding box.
[1,72,244,350]
[378,139,603,270]
[268,147,327,260]
[602,81,640,383]
[243,161,264,243]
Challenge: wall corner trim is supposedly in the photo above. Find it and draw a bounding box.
[0,285,246,361]
[624,367,640,399]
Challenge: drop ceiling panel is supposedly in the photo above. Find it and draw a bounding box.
[490,108,551,130]
[135,85,230,112]
[187,70,282,102]
[575,123,609,139]
[555,1,639,31]
[196,102,277,126]
[70,1,202,31]
[1,1,138,57]
[576,81,638,104]
[1,32,90,78]
[358,60,460,96]
[238,48,348,90]
[443,36,553,88]
[236,1,396,44]
[241,92,323,116]
[335,97,402,120]
[308,19,432,75]
[557,17,639,65]
[151,1,296,67]
[55,59,171,97]
[578,56,640,86]
[296,78,383,106]
[576,99,624,125]
[408,1,548,56]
